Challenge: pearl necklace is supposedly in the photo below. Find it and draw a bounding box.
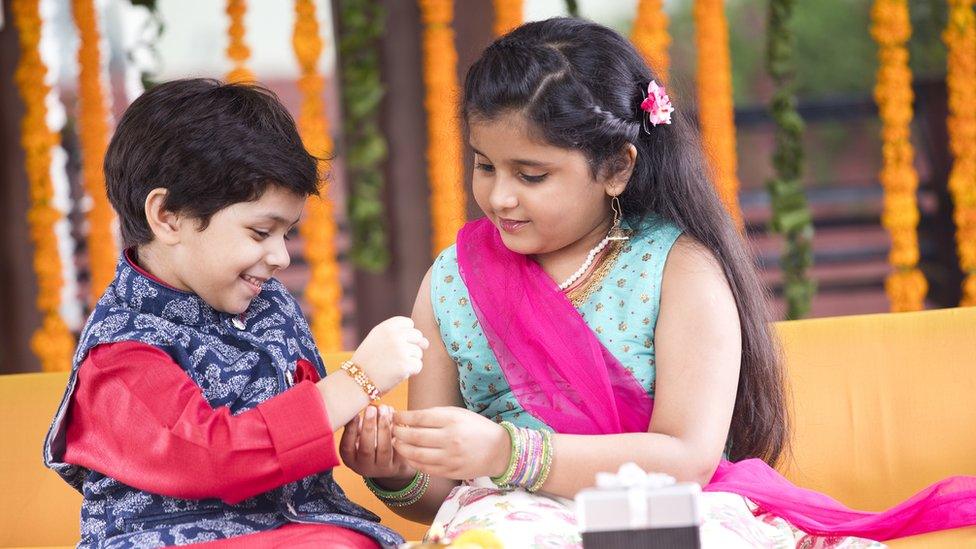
[557,236,612,291]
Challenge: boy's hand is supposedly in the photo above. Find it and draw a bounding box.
[352,316,428,395]
[340,404,417,485]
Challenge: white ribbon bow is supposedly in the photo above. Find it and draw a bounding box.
[594,463,676,529]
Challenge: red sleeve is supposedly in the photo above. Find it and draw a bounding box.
[63,341,339,504]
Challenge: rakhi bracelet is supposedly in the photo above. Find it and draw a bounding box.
[365,472,430,507]
[491,421,554,492]
[340,360,380,401]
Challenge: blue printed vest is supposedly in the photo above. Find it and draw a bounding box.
[44,254,403,548]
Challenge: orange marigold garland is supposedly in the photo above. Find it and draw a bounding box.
[944,0,976,306]
[72,0,118,301]
[631,0,671,82]
[693,0,744,230]
[225,0,255,83]
[492,0,522,37]
[870,0,927,311]
[12,0,76,372]
[419,0,467,256]
[292,0,343,351]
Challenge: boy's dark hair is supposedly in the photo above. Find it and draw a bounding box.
[464,18,788,466]
[104,78,320,247]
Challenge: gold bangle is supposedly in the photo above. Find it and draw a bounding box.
[340,360,380,401]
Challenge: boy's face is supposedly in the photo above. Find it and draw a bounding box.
[169,185,305,315]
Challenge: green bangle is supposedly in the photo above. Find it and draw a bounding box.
[490,421,519,487]
[364,472,420,500]
[387,472,430,507]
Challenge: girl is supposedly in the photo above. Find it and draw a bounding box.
[342,18,976,548]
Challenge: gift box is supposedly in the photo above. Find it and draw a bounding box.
[575,463,701,549]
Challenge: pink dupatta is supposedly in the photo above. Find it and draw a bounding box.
[455,217,976,541]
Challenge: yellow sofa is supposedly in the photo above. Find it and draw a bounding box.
[2,307,975,548]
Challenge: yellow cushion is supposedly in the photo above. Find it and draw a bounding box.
[3,309,976,546]
[0,371,81,547]
[776,307,976,546]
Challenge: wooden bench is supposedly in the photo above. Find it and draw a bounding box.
[3,307,975,547]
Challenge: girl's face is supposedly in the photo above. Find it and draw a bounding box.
[469,111,621,258]
[161,185,305,315]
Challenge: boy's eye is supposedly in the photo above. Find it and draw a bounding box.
[284,226,298,241]
[475,162,495,174]
[251,229,271,240]
[520,172,548,183]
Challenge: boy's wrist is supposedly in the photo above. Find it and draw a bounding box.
[317,373,370,431]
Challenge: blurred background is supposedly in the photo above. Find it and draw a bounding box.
[1,0,968,374]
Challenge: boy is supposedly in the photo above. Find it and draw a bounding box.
[44,79,426,548]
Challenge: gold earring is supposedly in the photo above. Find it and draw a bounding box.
[607,195,630,241]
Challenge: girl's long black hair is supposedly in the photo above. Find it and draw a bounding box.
[462,17,787,465]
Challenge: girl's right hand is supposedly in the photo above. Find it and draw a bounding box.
[339,404,417,485]
[352,316,429,395]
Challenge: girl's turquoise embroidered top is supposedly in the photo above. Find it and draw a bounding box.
[431,216,683,430]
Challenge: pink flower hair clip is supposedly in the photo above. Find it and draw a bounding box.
[639,80,674,132]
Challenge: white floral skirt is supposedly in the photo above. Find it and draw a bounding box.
[427,478,885,549]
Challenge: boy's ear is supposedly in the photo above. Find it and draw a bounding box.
[602,143,638,196]
[144,188,182,245]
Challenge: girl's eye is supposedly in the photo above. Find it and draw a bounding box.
[284,227,298,241]
[475,162,495,174]
[251,229,271,240]
[520,172,548,183]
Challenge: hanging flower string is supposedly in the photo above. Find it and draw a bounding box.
[292,0,343,351]
[944,0,976,306]
[225,0,255,83]
[492,0,522,37]
[73,0,118,301]
[631,0,671,83]
[12,0,76,372]
[419,0,467,257]
[694,0,745,230]
[336,1,390,271]
[870,0,927,311]
[41,0,85,332]
[765,0,816,319]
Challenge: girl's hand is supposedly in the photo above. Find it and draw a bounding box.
[393,407,510,480]
[339,404,417,485]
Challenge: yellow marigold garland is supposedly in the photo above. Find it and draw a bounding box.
[419,0,467,256]
[225,0,255,83]
[870,0,927,311]
[292,0,343,351]
[631,0,671,82]
[693,0,744,230]
[944,0,976,306]
[12,0,76,372]
[492,0,522,37]
[72,0,118,301]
